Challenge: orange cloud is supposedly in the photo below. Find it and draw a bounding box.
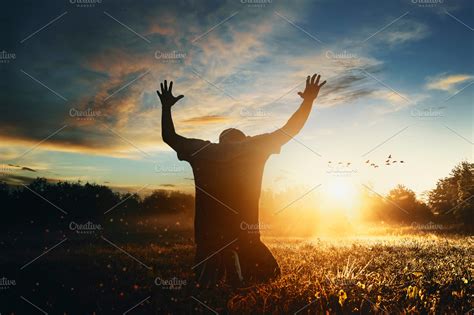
[147,24,175,36]
[181,115,229,124]
[426,74,473,91]
[0,130,168,160]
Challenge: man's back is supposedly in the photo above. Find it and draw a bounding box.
[176,134,282,248]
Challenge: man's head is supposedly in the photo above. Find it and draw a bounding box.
[219,128,246,143]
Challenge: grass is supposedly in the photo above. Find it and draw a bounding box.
[0,225,472,314]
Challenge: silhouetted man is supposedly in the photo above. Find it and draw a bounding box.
[157,74,326,286]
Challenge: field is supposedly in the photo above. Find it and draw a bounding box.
[0,224,472,314]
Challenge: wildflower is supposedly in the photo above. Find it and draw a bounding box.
[356,281,365,289]
[338,289,347,306]
[376,295,382,308]
[407,285,418,299]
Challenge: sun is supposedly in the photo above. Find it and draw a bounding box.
[326,178,356,199]
[321,177,361,218]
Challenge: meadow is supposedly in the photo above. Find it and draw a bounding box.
[1,222,472,314]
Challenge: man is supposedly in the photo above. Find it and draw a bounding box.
[157,74,326,286]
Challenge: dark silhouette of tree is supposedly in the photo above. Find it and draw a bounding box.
[428,161,473,227]
[385,185,432,223]
[0,181,9,199]
[141,190,193,215]
[0,178,193,228]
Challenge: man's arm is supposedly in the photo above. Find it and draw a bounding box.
[157,80,187,150]
[158,80,210,160]
[277,74,326,142]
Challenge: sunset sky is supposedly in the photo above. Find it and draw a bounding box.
[1,0,472,198]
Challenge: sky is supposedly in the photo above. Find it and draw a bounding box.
[0,0,472,198]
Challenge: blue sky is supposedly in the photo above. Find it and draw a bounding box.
[0,0,472,197]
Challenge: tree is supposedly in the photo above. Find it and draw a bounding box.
[0,181,9,199]
[428,161,473,226]
[386,185,432,223]
[141,190,193,215]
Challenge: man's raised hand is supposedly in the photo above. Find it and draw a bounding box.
[157,80,184,109]
[298,74,326,102]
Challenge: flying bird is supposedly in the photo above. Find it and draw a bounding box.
[388,154,392,159]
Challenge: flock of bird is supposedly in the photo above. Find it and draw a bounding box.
[327,154,405,169]
[365,154,405,169]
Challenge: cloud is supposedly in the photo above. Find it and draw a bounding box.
[181,115,229,124]
[0,174,39,186]
[319,70,380,107]
[0,131,167,161]
[426,74,473,92]
[21,166,37,172]
[147,25,175,36]
[381,20,429,46]
[370,90,411,114]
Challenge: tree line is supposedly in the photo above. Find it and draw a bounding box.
[0,161,472,230]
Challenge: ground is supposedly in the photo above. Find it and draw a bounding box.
[0,224,472,314]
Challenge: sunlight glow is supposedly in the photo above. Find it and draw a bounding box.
[321,177,362,220]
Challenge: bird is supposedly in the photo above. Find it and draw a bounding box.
[400,161,404,163]
[338,162,342,164]
[328,161,332,164]
[347,162,351,166]
[374,165,379,168]
[385,159,390,163]
[393,161,397,163]
[370,163,375,166]
[388,154,392,159]
[365,160,370,164]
